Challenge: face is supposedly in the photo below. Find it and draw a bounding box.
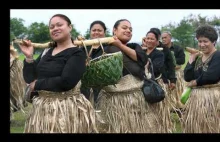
[161,33,171,45]
[49,16,72,42]
[197,37,215,54]
[90,24,105,39]
[144,33,158,49]
[113,21,132,43]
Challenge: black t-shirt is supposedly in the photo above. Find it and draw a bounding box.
[23,47,86,92]
[169,43,185,65]
[184,50,220,86]
[143,48,164,79]
[157,42,176,83]
[104,43,148,80]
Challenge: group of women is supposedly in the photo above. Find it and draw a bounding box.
[11,13,220,133]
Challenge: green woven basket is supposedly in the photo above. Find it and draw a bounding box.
[81,51,123,88]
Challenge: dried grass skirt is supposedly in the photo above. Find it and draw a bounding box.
[181,83,220,133]
[24,82,98,133]
[10,59,27,120]
[96,74,172,133]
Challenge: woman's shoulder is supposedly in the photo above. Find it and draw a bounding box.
[126,42,141,48]
[215,50,220,55]
[212,50,220,59]
[67,47,87,57]
[153,48,164,55]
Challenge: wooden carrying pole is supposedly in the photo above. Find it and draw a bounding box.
[185,47,203,55]
[12,37,115,48]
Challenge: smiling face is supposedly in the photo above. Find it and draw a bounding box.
[113,20,132,44]
[90,24,105,39]
[197,36,215,54]
[144,32,158,50]
[49,16,72,42]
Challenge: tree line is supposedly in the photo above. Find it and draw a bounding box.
[10,14,220,53]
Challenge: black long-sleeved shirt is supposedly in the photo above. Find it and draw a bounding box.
[169,43,185,65]
[104,43,148,80]
[184,50,220,86]
[23,47,86,92]
[143,48,164,79]
[159,45,176,83]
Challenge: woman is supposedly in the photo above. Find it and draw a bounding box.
[19,14,97,133]
[80,20,107,106]
[142,31,174,133]
[96,19,164,133]
[182,24,220,133]
[10,45,27,121]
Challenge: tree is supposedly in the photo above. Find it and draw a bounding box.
[10,18,27,41]
[83,28,112,39]
[27,22,50,53]
[160,14,220,48]
[70,24,81,39]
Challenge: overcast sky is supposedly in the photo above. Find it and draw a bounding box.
[10,9,219,42]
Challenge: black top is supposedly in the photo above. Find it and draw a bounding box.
[104,43,148,80]
[23,47,86,92]
[143,48,164,79]
[157,42,176,83]
[169,43,185,65]
[184,50,220,86]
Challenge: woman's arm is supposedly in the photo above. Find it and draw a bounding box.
[184,62,196,82]
[196,53,220,86]
[23,53,42,84]
[109,36,138,61]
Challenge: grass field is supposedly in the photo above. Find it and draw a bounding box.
[10,52,189,133]
[18,54,39,60]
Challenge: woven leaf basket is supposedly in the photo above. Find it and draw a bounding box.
[81,40,123,88]
[81,51,123,88]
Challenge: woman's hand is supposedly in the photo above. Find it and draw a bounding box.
[187,80,197,87]
[188,52,200,64]
[169,83,176,90]
[142,37,147,47]
[109,36,123,48]
[29,80,37,92]
[18,40,34,58]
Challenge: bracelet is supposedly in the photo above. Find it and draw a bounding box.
[26,57,34,63]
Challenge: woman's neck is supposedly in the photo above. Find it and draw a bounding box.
[203,48,217,58]
[56,39,75,49]
[146,47,155,55]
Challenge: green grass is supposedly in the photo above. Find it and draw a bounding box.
[10,103,32,133]
[18,54,39,61]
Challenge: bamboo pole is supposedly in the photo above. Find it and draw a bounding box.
[185,47,203,55]
[12,37,115,48]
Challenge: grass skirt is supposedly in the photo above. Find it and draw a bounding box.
[24,82,98,133]
[10,59,27,120]
[181,83,220,133]
[96,75,172,133]
[156,79,175,133]
[174,69,186,109]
